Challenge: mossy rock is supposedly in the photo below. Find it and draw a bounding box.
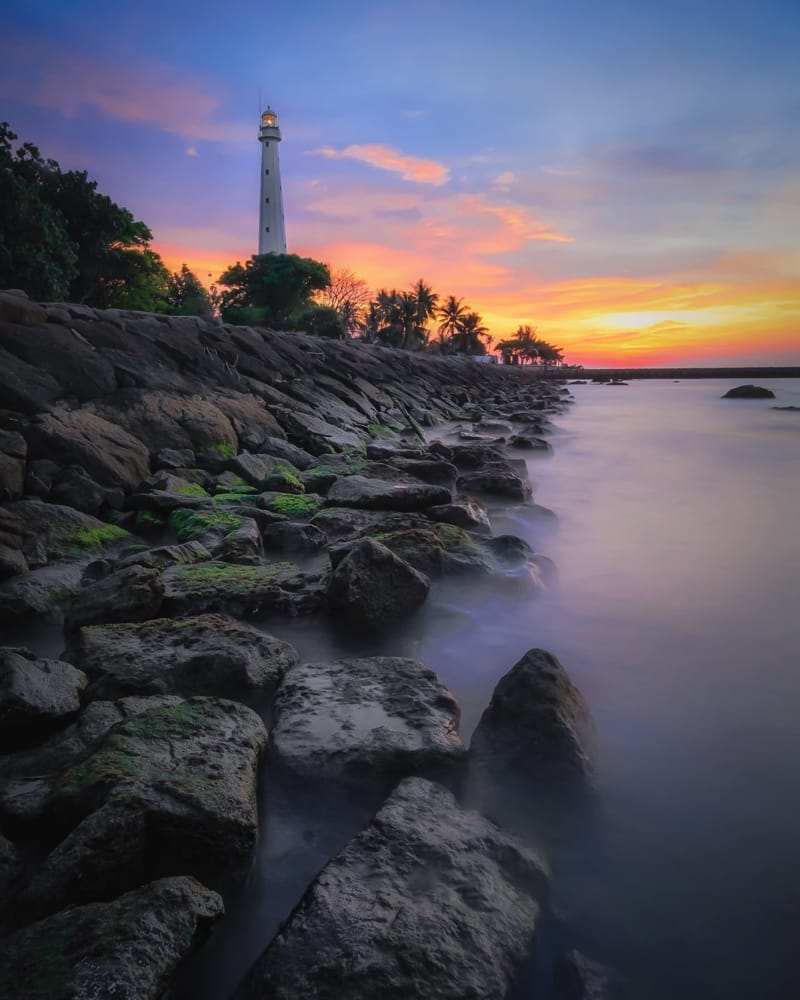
[263,493,323,519]
[168,509,241,543]
[199,441,236,459]
[134,510,168,532]
[53,523,132,557]
[174,483,210,498]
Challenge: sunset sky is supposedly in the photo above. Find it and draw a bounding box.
[2,0,798,366]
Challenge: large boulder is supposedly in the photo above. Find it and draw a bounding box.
[0,345,61,413]
[326,474,451,511]
[64,565,165,632]
[0,430,26,502]
[327,537,430,627]
[162,560,327,618]
[271,657,464,778]
[64,614,298,701]
[21,698,265,917]
[23,408,150,491]
[0,876,223,1000]
[0,648,87,752]
[721,384,775,399]
[426,497,492,534]
[457,466,532,501]
[0,500,133,563]
[470,649,595,780]
[237,777,548,1000]
[0,561,86,625]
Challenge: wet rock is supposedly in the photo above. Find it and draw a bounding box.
[261,520,328,553]
[114,539,212,572]
[385,456,458,485]
[271,657,464,778]
[508,433,551,450]
[374,525,493,577]
[554,949,627,1000]
[427,498,492,534]
[0,648,87,751]
[213,393,286,451]
[231,453,304,492]
[162,560,327,618]
[326,474,451,511]
[0,429,26,502]
[0,561,86,625]
[722,384,776,399]
[0,289,47,326]
[457,465,532,500]
[327,537,430,627]
[0,876,223,1000]
[23,408,150,490]
[49,465,109,515]
[64,565,165,633]
[64,614,298,701]
[470,649,595,780]
[211,516,264,564]
[0,833,22,905]
[0,509,27,581]
[278,408,364,454]
[27,698,266,915]
[2,499,133,563]
[258,435,315,470]
[152,446,195,470]
[311,507,428,544]
[237,777,548,1000]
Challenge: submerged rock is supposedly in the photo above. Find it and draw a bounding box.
[470,648,595,780]
[0,648,87,752]
[237,777,548,1000]
[327,537,430,627]
[721,384,775,399]
[0,876,223,1000]
[270,657,464,778]
[64,614,298,701]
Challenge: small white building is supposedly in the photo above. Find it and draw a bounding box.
[258,107,287,255]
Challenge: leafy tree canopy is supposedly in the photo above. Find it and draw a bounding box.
[217,253,330,327]
[0,121,172,309]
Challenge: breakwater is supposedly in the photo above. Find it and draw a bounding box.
[0,288,612,999]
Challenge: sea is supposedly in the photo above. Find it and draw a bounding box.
[29,376,798,1000]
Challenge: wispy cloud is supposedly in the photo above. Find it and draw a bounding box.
[0,32,249,144]
[312,144,451,185]
[185,146,199,157]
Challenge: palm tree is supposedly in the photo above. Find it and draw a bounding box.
[437,295,468,343]
[398,290,419,349]
[451,311,490,354]
[412,278,438,346]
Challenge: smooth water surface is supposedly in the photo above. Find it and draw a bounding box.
[180,378,800,999]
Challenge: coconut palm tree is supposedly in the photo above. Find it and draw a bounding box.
[451,311,489,354]
[412,278,438,345]
[437,295,468,343]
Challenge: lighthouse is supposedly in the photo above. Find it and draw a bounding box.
[258,107,287,255]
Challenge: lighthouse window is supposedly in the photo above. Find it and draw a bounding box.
[265,197,270,203]
[265,169,270,175]
[265,226,270,232]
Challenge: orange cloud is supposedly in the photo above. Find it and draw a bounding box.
[312,144,450,185]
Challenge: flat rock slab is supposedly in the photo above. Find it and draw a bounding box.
[162,560,327,618]
[65,614,299,701]
[237,777,548,1000]
[326,474,451,511]
[271,657,464,778]
[0,648,88,752]
[470,648,595,780]
[0,876,222,1000]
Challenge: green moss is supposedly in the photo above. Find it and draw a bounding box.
[367,423,391,437]
[174,562,293,594]
[266,460,304,492]
[121,702,206,740]
[169,509,241,542]
[199,441,236,458]
[175,483,210,498]
[214,477,256,495]
[265,493,323,518]
[212,492,251,504]
[134,510,168,531]
[55,523,131,556]
[46,586,77,607]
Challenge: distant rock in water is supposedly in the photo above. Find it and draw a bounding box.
[470,648,595,780]
[721,385,775,399]
[772,405,800,411]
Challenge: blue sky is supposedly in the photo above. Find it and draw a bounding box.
[2,0,798,363]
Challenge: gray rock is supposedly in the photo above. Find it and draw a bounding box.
[23,408,150,491]
[457,466,532,500]
[278,408,364,454]
[0,648,88,751]
[271,657,464,778]
[27,698,266,916]
[261,520,328,553]
[64,614,298,701]
[0,834,22,906]
[0,290,47,326]
[152,446,196,469]
[1,499,133,563]
[311,507,429,544]
[508,433,551,450]
[0,429,26,502]
[470,649,595,780]
[371,525,493,578]
[64,565,165,633]
[231,453,304,492]
[0,561,86,625]
[0,876,223,1000]
[211,516,264,564]
[327,537,430,627]
[114,540,212,572]
[50,465,108,515]
[162,560,327,618]
[326,474,451,511]
[258,435,315,470]
[426,498,492,534]
[722,384,776,399]
[237,777,548,1000]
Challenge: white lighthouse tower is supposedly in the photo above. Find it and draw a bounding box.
[258,107,287,255]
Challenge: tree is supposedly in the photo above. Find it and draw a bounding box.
[0,121,169,308]
[450,311,489,355]
[316,267,371,336]
[437,295,468,342]
[217,253,330,327]
[293,304,346,339]
[166,264,213,317]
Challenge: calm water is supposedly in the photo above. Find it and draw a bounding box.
[151,379,800,997]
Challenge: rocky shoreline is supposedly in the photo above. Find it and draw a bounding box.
[0,289,617,999]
